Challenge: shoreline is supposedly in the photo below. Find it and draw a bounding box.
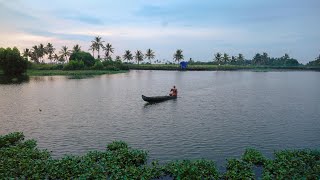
[127,64,320,71]
[26,69,128,76]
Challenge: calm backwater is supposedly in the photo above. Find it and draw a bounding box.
[1,70,320,167]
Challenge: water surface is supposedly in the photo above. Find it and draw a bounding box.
[1,71,319,167]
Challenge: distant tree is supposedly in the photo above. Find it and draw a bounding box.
[53,54,59,63]
[261,52,269,65]
[223,53,229,64]
[92,36,104,59]
[306,54,320,66]
[31,45,40,63]
[38,43,47,62]
[123,50,133,63]
[69,51,95,67]
[231,56,236,64]
[23,48,30,60]
[0,47,28,76]
[237,54,244,62]
[89,43,96,58]
[214,52,222,64]
[59,46,71,63]
[173,49,184,63]
[145,49,155,64]
[104,43,114,59]
[134,50,144,65]
[252,53,262,65]
[283,53,290,60]
[115,56,121,61]
[72,44,81,53]
[46,43,55,63]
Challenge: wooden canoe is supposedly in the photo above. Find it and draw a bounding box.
[142,95,177,102]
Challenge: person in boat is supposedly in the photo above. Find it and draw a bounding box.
[169,86,178,96]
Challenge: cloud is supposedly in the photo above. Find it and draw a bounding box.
[59,13,104,25]
[23,29,93,41]
[0,0,319,63]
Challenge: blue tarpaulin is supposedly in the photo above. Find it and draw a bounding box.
[180,61,188,70]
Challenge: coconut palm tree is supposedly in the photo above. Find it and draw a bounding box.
[231,56,236,64]
[252,53,262,65]
[223,53,229,64]
[134,50,144,65]
[23,48,30,60]
[72,44,81,53]
[282,53,290,60]
[53,54,59,63]
[214,52,222,64]
[261,52,269,65]
[145,48,155,64]
[89,43,96,58]
[115,56,121,61]
[59,46,71,63]
[38,43,47,62]
[31,45,40,63]
[46,43,55,63]
[123,50,133,63]
[237,54,244,61]
[92,36,104,59]
[173,49,184,63]
[104,43,114,59]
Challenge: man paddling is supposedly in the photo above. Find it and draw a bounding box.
[169,86,178,96]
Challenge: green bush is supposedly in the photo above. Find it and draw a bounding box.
[263,150,320,179]
[224,159,255,179]
[0,47,28,76]
[69,51,95,67]
[242,148,266,165]
[63,60,85,70]
[164,160,219,180]
[102,60,129,70]
[0,132,24,148]
[92,61,104,70]
[107,141,128,151]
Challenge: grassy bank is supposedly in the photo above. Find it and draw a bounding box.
[26,69,128,79]
[1,132,319,179]
[128,64,320,71]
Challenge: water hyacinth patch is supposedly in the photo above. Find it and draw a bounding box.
[0,132,320,179]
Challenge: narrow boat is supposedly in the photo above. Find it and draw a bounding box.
[142,95,177,103]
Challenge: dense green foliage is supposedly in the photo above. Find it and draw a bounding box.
[127,64,320,71]
[307,55,320,66]
[211,52,302,66]
[263,150,320,179]
[0,47,28,76]
[1,132,319,179]
[63,60,85,70]
[69,51,95,67]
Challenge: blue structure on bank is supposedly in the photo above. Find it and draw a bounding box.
[180,61,188,70]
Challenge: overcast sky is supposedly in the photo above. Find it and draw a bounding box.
[0,0,319,63]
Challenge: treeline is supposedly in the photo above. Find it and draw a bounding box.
[15,35,320,67]
[23,36,171,65]
[1,132,319,179]
[188,52,311,67]
[306,54,320,66]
